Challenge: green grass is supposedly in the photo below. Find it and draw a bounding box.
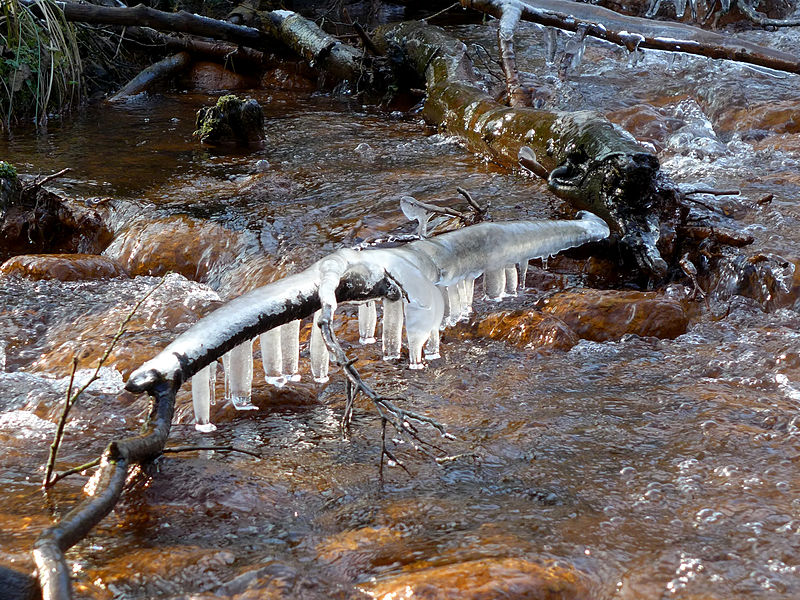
[0,0,82,129]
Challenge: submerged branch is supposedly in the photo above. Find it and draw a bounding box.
[108,51,191,102]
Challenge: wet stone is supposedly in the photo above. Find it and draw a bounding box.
[194,94,265,146]
[711,253,800,311]
[362,557,593,600]
[452,311,579,353]
[0,253,128,281]
[103,215,246,284]
[539,289,689,342]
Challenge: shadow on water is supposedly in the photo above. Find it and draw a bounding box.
[2,23,800,599]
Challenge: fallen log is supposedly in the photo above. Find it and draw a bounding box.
[379,20,676,275]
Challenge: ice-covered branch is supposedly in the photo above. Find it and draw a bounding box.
[461,0,800,75]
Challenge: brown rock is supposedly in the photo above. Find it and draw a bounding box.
[182,61,258,91]
[453,310,578,352]
[0,253,127,281]
[539,289,688,341]
[606,103,682,152]
[104,215,245,283]
[362,557,593,600]
[717,99,800,136]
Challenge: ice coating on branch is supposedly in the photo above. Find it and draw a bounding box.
[127,211,610,430]
[223,340,257,410]
[400,195,431,238]
[191,362,217,432]
[358,300,377,344]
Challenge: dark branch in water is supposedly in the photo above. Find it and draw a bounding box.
[161,445,262,458]
[108,51,191,102]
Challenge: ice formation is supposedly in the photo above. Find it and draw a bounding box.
[130,211,610,431]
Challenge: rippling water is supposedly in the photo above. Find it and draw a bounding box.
[2,19,800,599]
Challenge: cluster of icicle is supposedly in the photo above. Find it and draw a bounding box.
[131,205,610,432]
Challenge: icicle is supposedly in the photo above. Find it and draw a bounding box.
[310,309,329,383]
[484,268,506,301]
[561,25,588,74]
[544,27,559,66]
[223,340,257,411]
[358,301,377,344]
[542,256,549,271]
[425,328,440,360]
[282,320,301,381]
[672,0,687,18]
[459,277,475,315]
[382,298,404,360]
[504,264,518,296]
[645,0,663,18]
[260,327,285,387]
[518,260,529,289]
[446,283,463,326]
[191,362,217,432]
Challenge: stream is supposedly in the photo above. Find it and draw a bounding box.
[2,16,800,600]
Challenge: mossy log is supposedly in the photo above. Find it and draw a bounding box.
[379,21,675,275]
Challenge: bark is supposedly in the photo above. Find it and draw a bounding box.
[461,0,800,76]
[44,1,270,48]
[108,51,191,102]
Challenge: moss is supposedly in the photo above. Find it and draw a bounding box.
[0,160,17,179]
[193,94,264,146]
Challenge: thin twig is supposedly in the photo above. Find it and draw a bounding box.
[318,307,458,471]
[353,22,381,55]
[405,196,469,220]
[162,445,261,458]
[422,1,460,22]
[43,276,168,489]
[456,186,488,218]
[25,167,71,193]
[47,457,102,486]
[683,187,740,196]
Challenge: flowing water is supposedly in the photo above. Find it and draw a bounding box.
[2,17,800,600]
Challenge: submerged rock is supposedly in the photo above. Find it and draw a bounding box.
[194,94,264,146]
[362,557,593,600]
[0,253,127,281]
[539,289,689,342]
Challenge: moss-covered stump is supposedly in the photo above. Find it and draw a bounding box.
[194,94,264,146]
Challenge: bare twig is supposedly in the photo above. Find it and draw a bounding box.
[456,186,489,220]
[162,445,261,458]
[47,457,102,487]
[25,168,71,194]
[683,187,740,196]
[404,196,469,221]
[317,307,457,470]
[43,276,168,489]
[422,2,460,22]
[353,22,381,55]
